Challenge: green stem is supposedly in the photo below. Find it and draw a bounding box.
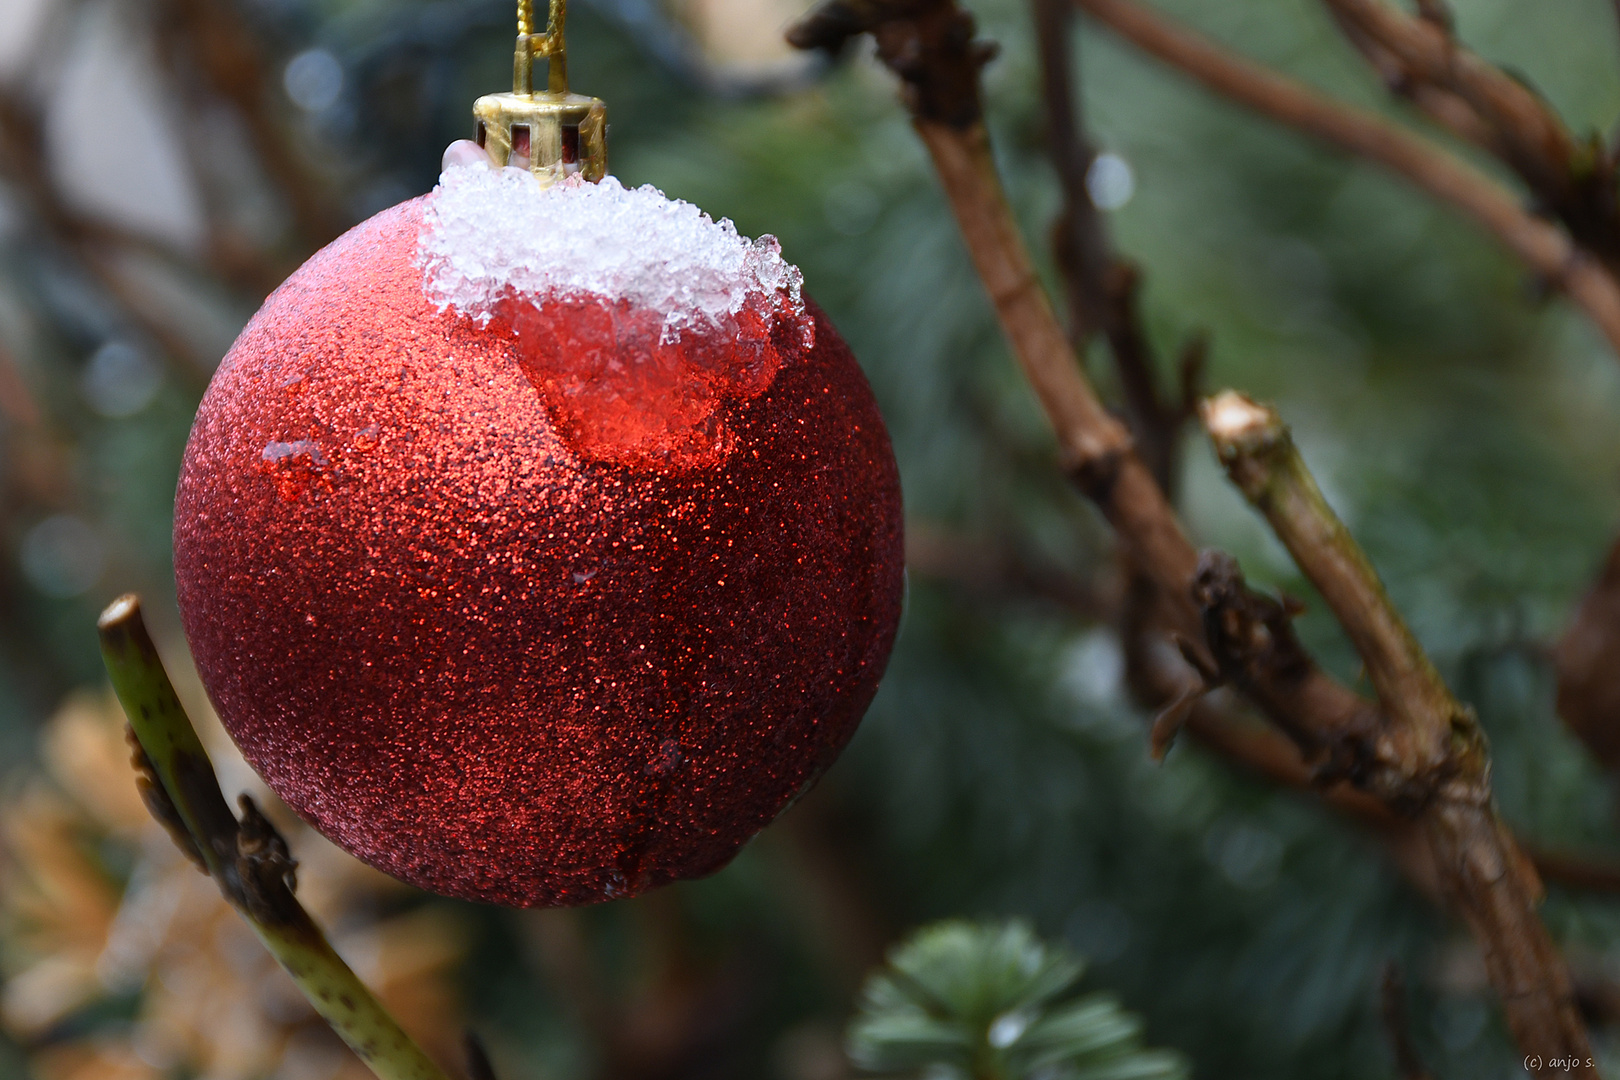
[98,594,456,1080]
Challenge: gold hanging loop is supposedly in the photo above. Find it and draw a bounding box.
[473,0,607,187]
[514,0,568,95]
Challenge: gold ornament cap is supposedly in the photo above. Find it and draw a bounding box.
[473,0,607,186]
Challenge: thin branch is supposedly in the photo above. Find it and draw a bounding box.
[1203,392,1593,1077]
[1034,0,1192,491]
[785,3,1597,1070]
[1034,0,1108,342]
[1317,0,1620,266]
[905,522,1120,621]
[1555,534,1620,770]
[1530,849,1620,895]
[1203,393,1457,767]
[97,595,457,1080]
[1381,963,1436,1080]
[1321,3,1501,154]
[1068,0,1620,361]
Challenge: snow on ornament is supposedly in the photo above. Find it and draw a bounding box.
[172,0,904,908]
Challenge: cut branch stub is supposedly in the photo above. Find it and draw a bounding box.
[1200,396,1594,1077]
[1201,390,1468,786]
[97,594,458,1080]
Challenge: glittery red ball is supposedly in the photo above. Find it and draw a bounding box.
[173,196,903,907]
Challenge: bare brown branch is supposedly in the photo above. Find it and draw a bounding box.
[905,522,1120,621]
[1204,391,1592,1077]
[1382,963,1436,1080]
[1530,849,1620,895]
[1555,535,1620,769]
[1069,0,1620,360]
[1034,0,1192,491]
[1318,0,1620,266]
[786,0,1599,1068]
[1034,0,1110,343]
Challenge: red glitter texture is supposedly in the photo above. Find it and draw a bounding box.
[173,197,904,907]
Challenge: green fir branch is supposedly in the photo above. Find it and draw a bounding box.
[849,921,1188,1080]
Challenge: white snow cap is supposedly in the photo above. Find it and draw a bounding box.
[419,163,805,336]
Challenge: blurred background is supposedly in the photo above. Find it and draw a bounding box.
[3,0,1620,1076]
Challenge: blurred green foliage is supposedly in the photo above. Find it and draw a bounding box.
[6,0,1620,1077]
[848,921,1186,1080]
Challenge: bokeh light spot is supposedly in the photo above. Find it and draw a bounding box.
[283,48,343,113]
[82,339,162,417]
[20,515,105,598]
[1086,152,1135,212]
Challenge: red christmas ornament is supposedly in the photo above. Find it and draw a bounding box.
[172,17,903,907]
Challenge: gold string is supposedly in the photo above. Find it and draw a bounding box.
[514,0,567,95]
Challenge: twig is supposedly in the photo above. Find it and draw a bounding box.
[1381,963,1435,1080]
[155,0,350,252]
[1033,0,1109,343]
[910,116,1204,594]
[96,595,456,1080]
[793,0,1202,615]
[1067,0,1620,361]
[1034,0,1192,492]
[1203,392,1593,1078]
[785,2,1597,1069]
[0,93,219,381]
[1529,849,1620,895]
[1555,535,1620,770]
[1035,0,1204,527]
[905,522,1119,621]
[1316,0,1620,267]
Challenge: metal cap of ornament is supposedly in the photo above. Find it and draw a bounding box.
[473,0,607,185]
